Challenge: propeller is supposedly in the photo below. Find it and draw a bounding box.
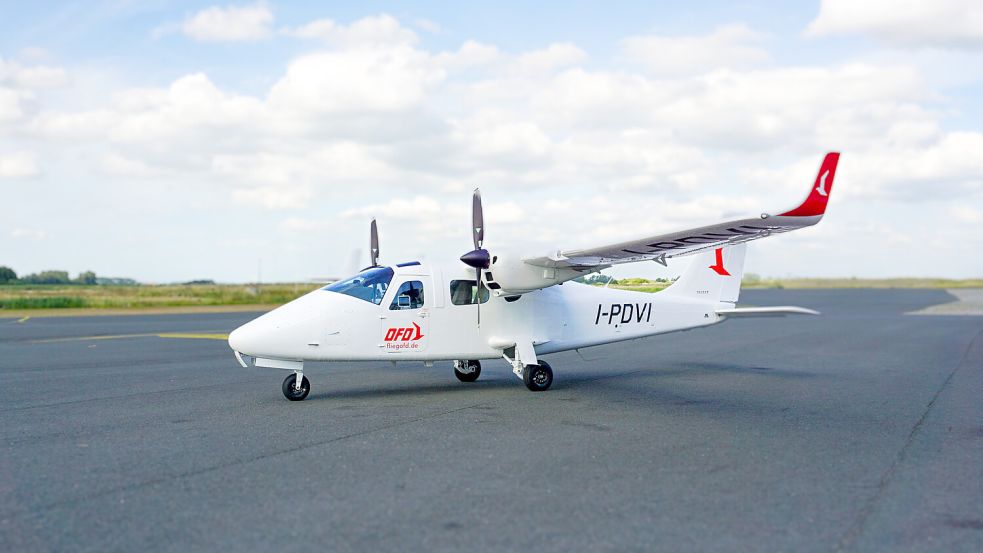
[369,218,380,267]
[459,189,491,326]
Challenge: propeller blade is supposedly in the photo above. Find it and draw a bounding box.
[370,218,379,267]
[472,188,484,250]
[476,267,481,327]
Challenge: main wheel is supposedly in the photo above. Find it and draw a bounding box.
[454,360,481,382]
[281,373,310,401]
[523,360,553,392]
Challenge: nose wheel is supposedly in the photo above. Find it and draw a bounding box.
[523,360,553,391]
[454,360,481,382]
[282,373,310,401]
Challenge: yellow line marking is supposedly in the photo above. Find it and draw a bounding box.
[157,333,229,341]
[32,331,228,344]
[33,332,161,343]
[15,316,30,323]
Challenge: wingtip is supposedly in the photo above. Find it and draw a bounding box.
[780,152,840,217]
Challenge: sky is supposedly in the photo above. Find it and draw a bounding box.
[2,0,983,283]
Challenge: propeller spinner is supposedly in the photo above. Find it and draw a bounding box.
[460,189,490,326]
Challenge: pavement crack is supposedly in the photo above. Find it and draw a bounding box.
[834,327,983,553]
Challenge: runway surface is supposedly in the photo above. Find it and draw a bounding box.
[1,289,981,552]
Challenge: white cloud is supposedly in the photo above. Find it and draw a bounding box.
[515,43,587,73]
[413,18,442,34]
[952,204,983,223]
[279,217,330,233]
[651,64,929,152]
[101,153,157,177]
[181,3,273,42]
[233,185,312,210]
[806,0,983,48]
[0,57,69,123]
[0,87,24,122]
[339,196,527,244]
[10,227,47,240]
[0,152,40,178]
[621,24,769,75]
[434,40,503,70]
[18,47,48,62]
[9,65,68,88]
[452,110,552,164]
[284,14,418,46]
[27,109,117,138]
[267,45,444,116]
[0,57,68,89]
[108,73,265,143]
[844,131,983,199]
[342,196,444,220]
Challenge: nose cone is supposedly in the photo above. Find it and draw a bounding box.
[227,316,279,357]
[228,291,325,359]
[227,324,254,354]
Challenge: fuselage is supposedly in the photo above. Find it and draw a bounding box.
[227,261,724,363]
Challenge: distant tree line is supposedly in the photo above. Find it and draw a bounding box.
[0,266,137,286]
[574,274,674,286]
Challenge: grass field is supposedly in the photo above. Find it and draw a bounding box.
[0,278,980,316]
[0,283,318,310]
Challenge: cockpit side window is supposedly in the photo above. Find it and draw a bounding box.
[389,280,425,310]
[449,280,489,305]
[323,266,393,305]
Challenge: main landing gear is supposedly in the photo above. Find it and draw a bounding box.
[454,358,552,391]
[502,346,554,392]
[453,360,481,382]
[522,360,553,392]
[282,372,310,401]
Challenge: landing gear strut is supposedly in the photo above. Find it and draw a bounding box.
[454,360,481,382]
[282,372,310,401]
[523,360,553,392]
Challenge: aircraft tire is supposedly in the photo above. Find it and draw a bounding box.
[454,360,481,382]
[281,374,310,401]
[523,361,553,391]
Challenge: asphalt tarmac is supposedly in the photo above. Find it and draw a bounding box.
[1,290,981,552]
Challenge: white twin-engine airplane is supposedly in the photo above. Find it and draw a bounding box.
[229,153,841,401]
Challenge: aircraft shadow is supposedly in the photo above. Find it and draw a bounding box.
[300,360,817,404]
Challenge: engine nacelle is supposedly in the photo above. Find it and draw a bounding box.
[483,250,586,295]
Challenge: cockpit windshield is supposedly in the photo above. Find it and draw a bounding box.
[323,266,393,305]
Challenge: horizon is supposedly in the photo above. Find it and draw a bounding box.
[2,265,981,287]
[3,1,982,281]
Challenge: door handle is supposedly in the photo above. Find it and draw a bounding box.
[418,312,428,318]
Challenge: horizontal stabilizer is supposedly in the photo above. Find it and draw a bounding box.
[716,306,820,318]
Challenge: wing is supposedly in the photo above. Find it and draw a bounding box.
[524,153,840,269]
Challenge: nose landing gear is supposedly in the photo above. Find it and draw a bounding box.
[453,360,481,382]
[282,372,310,401]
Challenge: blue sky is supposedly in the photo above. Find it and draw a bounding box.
[2,1,982,282]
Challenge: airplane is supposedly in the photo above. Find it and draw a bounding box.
[229,152,840,401]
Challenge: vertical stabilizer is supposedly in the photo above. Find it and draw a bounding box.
[664,244,747,304]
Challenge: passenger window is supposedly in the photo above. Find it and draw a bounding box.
[449,280,489,305]
[389,280,425,310]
